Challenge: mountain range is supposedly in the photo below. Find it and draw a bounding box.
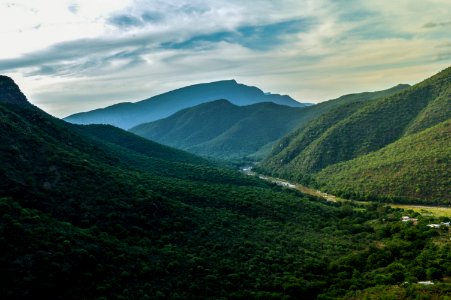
[1,74,451,299]
[259,66,451,204]
[129,84,410,160]
[64,79,306,129]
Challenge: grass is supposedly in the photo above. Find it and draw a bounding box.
[390,204,451,218]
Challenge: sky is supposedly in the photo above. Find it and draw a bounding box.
[0,0,450,117]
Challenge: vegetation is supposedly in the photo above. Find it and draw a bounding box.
[316,120,451,204]
[130,100,306,160]
[343,284,451,300]
[259,66,451,204]
[281,83,411,135]
[64,79,305,129]
[390,205,451,218]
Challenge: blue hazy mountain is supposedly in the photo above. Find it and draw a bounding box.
[64,79,306,129]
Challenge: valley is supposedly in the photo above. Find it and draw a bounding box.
[1,68,449,299]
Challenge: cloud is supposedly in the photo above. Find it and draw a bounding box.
[161,19,313,51]
[108,14,144,28]
[422,21,451,28]
[67,3,79,14]
[141,11,164,23]
[0,15,314,76]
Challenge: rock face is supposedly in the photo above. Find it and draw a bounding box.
[0,75,30,106]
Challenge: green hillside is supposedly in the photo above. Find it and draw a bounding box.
[262,101,369,182]
[75,124,209,165]
[287,83,411,130]
[1,76,451,299]
[259,67,451,203]
[64,80,306,129]
[316,120,451,204]
[130,100,306,160]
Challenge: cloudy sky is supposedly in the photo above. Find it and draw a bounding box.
[1,0,450,117]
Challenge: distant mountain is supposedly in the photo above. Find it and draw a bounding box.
[64,80,306,129]
[130,100,305,160]
[259,67,451,203]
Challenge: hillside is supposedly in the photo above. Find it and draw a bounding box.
[75,124,209,166]
[130,100,305,160]
[259,67,451,203]
[287,83,411,130]
[64,80,306,129]
[316,120,451,204]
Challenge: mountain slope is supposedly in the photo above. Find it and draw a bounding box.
[259,67,451,203]
[130,100,305,159]
[64,80,306,129]
[75,124,209,166]
[316,120,451,203]
[261,67,450,173]
[289,83,411,129]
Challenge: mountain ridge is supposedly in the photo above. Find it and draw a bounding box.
[0,75,31,106]
[64,79,306,129]
[130,99,306,160]
[129,84,411,161]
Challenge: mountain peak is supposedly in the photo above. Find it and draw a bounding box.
[0,75,30,106]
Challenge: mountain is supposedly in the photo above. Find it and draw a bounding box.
[130,100,305,160]
[274,83,411,139]
[2,75,451,299]
[0,75,31,106]
[316,120,450,203]
[259,67,451,203]
[129,85,410,161]
[64,80,306,129]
